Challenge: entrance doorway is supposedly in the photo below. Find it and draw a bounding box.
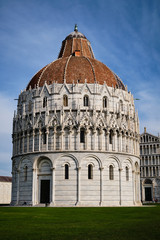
[145,187,152,201]
[40,180,50,203]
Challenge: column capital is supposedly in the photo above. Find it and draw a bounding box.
[99,167,104,171]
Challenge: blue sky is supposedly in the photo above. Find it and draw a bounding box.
[0,0,160,176]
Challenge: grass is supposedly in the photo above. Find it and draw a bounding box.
[0,206,160,240]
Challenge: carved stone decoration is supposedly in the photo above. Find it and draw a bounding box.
[25,116,32,130]
[96,112,106,129]
[34,115,44,129]
[109,114,117,128]
[64,112,77,128]
[48,114,60,128]
[121,115,127,130]
[80,111,93,128]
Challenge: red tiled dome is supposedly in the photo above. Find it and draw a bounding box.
[27,26,125,90]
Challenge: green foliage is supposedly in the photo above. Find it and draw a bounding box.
[0,206,160,240]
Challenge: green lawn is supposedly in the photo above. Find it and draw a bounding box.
[0,206,160,240]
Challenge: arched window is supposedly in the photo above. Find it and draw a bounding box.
[109,165,114,180]
[126,166,129,181]
[43,97,47,108]
[63,95,68,107]
[80,128,85,143]
[24,166,28,181]
[88,164,93,179]
[65,164,69,179]
[103,96,107,108]
[119,100,123,111]
[84,95,89,106]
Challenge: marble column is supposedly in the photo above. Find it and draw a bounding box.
[119,168,122,205]
[39,130,41,151]
[122,134,126,152]
[119,132,122,152]
[18,133,21,154]
[27,130,30,153]
[85,128,89,150]
[99,129,103,151]
[100,167,104,205]
[51,167,55,204]
[53,127,56,150]
[76,167,81,205]
[112,129,116,151]
[32,129,35,152]
[69,129,72,150]
[22,131,25,154]
[46,128,49,151]
[106,130,109,151]
[92,128,96,150]
[76,129,80,150]
[32,168,36,205]
[132,170,135,205]
[16,169,20,205]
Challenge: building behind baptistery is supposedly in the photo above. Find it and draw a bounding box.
[11,25,141,206]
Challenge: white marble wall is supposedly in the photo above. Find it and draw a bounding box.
[0,182,12,204]
[11,82,141,206]
[11,152,141,206]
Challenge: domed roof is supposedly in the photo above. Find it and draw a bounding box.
[27,25,125,90]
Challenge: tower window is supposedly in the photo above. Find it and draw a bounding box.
[126,166,129,181]
[103,96,107,108]
[84,95,89,106]
[80,129,85,143]
[65,164,69,179]
[24,166,28,181]
[43,97,47,108]
[88,164,93,179]
[63,95,68,107]
[109,165,114,180]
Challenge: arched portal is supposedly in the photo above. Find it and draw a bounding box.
[37,158,52,204]
[144,179,153,202]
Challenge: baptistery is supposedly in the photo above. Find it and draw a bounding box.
[11,25,141,206]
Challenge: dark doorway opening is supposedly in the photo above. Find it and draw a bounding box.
[40,180,50,203]
[145,187,152,201]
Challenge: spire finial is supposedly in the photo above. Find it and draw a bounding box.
[74,24,78,32]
